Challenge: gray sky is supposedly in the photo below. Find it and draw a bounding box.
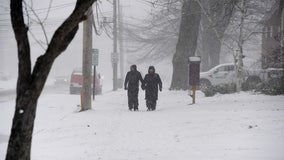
[0,0,151,83]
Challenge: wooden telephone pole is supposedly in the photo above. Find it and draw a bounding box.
[81,7,93,111]
[112,0,118,91]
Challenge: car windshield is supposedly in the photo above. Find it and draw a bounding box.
[206,64,234,73]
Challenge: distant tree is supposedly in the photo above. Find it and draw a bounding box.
[123,0,181,62]
[221,0,275,91]
[6,0,96,159]
[123,0,235,90]
[170,0,201,90]
[196,0,236,71]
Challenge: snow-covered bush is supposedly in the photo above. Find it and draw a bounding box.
[202,83,237,97]
[256,77,284,95]
[202,86,217,97]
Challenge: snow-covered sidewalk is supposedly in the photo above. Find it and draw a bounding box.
[1,90,284,160]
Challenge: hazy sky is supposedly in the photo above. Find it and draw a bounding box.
[0,0,151,83]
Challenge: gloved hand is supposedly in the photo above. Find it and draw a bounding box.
[124,86,128,90]
[159,88,162,92]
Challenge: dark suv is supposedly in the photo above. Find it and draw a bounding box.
[69,68,102,95]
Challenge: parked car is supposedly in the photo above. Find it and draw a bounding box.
[69,68,102,95]
[54,76,69,86]
[199,63,236,89]
[200,63,284,91]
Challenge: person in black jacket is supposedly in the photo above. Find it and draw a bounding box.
[124,65,144,111]
[142,66,162,111]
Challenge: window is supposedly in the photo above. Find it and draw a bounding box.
[227,65,235,71]
[216,66,226,72]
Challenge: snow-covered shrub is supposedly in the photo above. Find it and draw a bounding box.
[202,86,217,97]
[202,83,237,97]
[256,77,284,95]
[242,76,262,91]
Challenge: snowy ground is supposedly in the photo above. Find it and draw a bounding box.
[1,85,284,160]
[0,79,16,91]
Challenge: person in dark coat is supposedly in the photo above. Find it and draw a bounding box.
[124,65,144,111]
[142,66,162,111]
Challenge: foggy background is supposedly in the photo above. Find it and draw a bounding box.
[0,0,154,88]
[0,0,271,88]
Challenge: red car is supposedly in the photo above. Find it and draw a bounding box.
[69,68,102,95]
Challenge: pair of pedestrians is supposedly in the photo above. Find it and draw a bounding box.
[124,65,162,111]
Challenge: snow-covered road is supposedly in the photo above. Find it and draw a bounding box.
[1,89,284,160]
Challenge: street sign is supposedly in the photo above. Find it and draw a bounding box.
[92,49,99,66]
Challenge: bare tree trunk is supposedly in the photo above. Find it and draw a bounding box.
[6,0,96,159]
[6,58,54,159]
[170,0,201,90]
[236,0,246,92]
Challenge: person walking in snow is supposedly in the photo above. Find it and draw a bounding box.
[142,66,162,111]
[124,65,144,111]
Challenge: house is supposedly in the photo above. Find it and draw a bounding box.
[261,0,284,69]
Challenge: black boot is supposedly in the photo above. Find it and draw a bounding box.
[146,100,154,111]
[134,102,139,111]
[152,101,157,111]
[128,103,133,111]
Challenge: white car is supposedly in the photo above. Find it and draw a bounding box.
[200,63,284,90]
[200,63,237,89]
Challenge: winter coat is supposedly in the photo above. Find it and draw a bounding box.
[124,65,144,96]
[143,66,162,101]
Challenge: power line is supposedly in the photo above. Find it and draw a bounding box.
[0,2,75,16]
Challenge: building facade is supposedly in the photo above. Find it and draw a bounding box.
[261,0,284,69]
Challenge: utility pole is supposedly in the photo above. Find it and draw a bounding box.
[112,0,118,91]
[81,7,93,111]
[118,0,125,85]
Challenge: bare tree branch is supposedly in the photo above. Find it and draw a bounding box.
[28,30,46,50]
[196,0,235,52]
[23,0,49,48]
[43,0,53,22]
